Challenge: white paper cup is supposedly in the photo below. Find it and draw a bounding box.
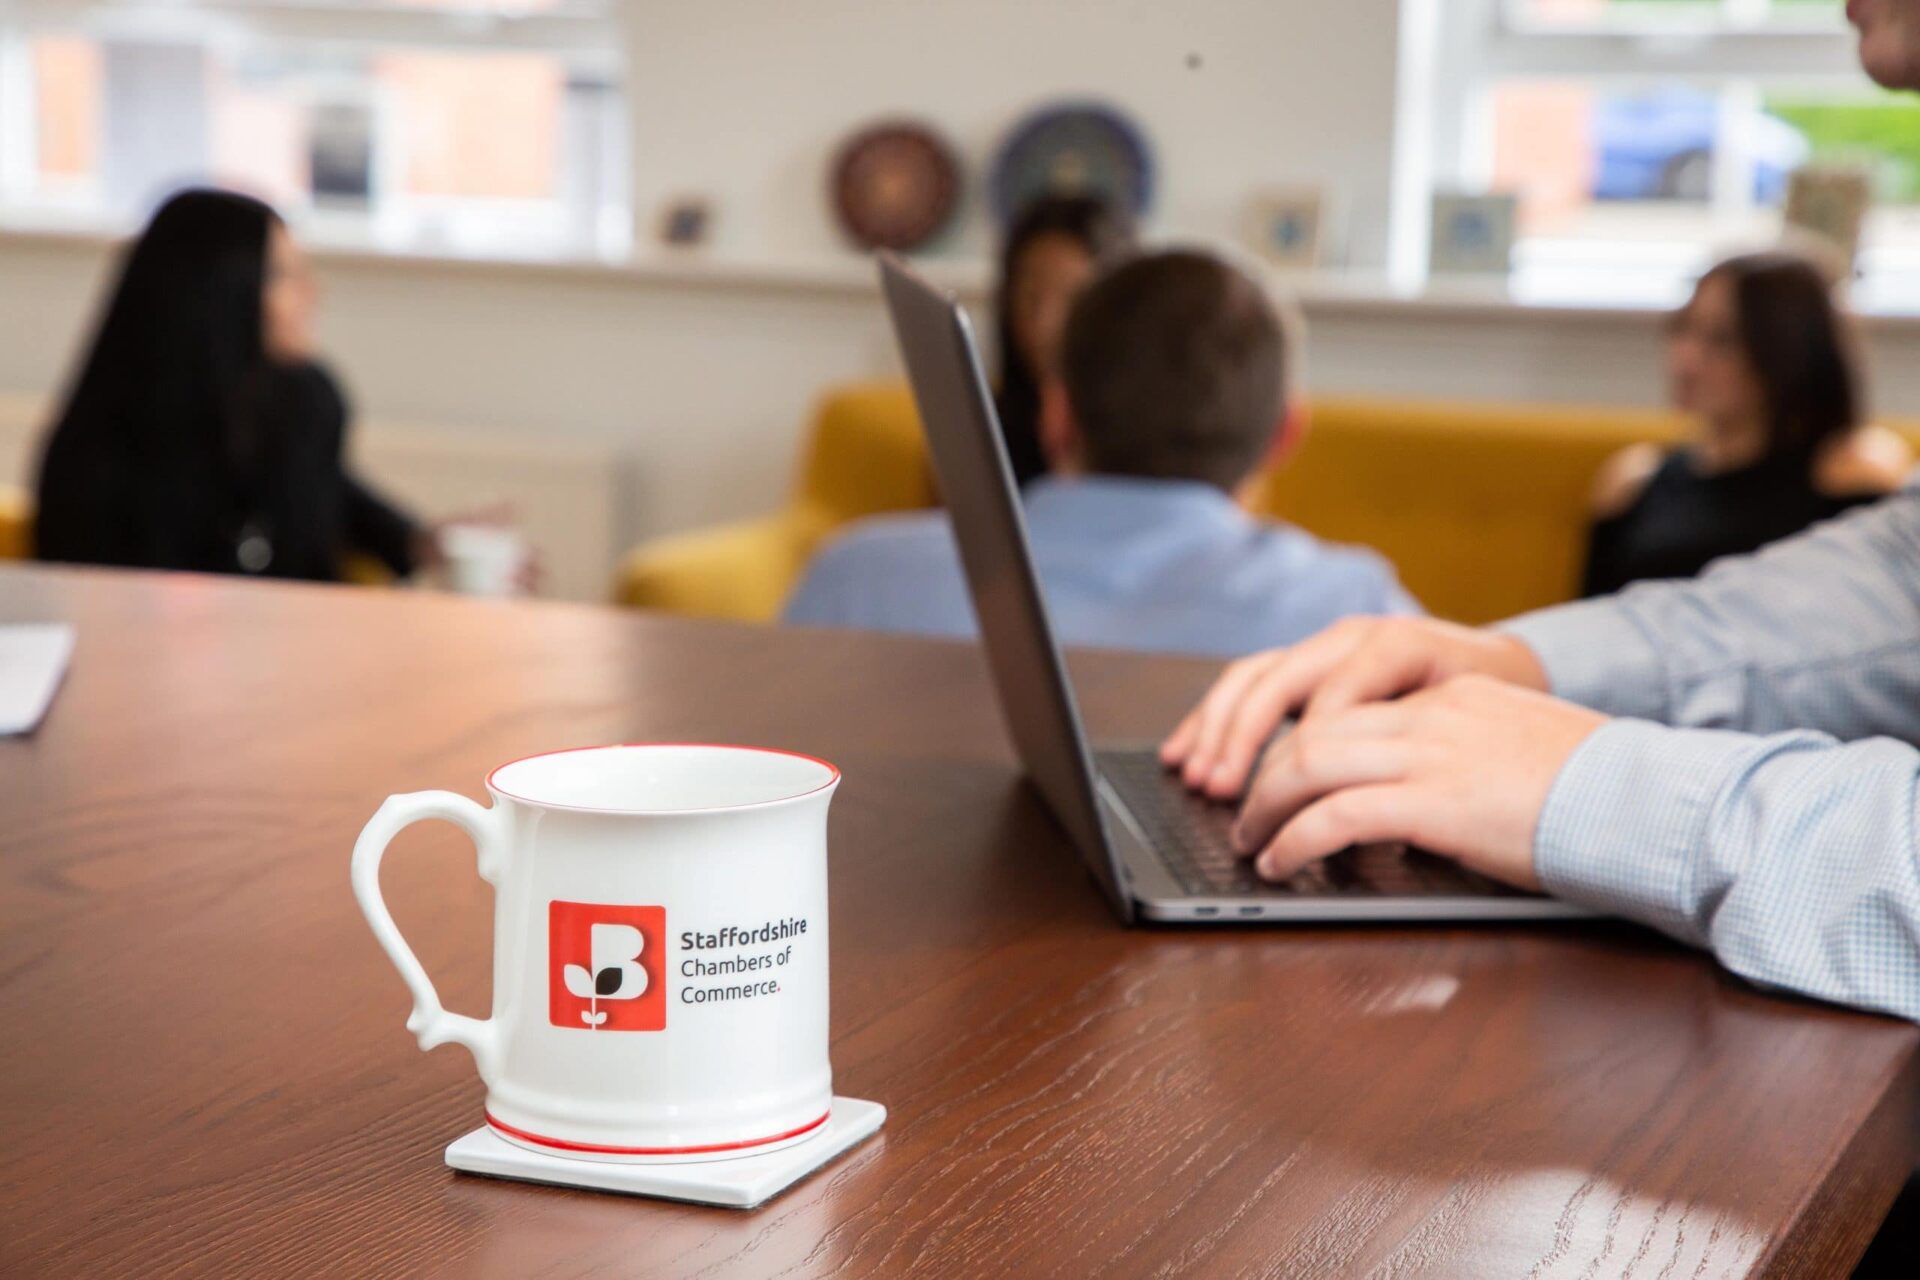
[438,523,530,597]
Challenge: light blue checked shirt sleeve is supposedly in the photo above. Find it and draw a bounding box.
[1501,489,1920,740]
[1496,490,1920,1021]
[1534,721,1920,1020]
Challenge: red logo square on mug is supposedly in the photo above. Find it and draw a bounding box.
[548,901,667,1032]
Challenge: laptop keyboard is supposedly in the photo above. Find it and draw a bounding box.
[1095,749,1522,899]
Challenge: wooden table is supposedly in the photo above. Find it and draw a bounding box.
[3,565,1915,1278]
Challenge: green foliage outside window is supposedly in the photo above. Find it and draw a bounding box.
[1767,94,1920,202]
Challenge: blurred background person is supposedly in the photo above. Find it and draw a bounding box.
[33,187,430,583]
[1581,249,1911,597]
[993,194,1136,487]
[784,249,1417,656]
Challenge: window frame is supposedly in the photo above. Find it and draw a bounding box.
[0,0,627,258]
[1407,0,1875,293]
[2,1,619,62]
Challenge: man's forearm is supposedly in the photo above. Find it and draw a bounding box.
[1535,719,1920,1022]
[1499,597,1671,722]
[1502,491,1920,743]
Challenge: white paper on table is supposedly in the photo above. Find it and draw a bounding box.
[0,623,75,736]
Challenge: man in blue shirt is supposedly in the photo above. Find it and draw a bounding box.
[1158,0,1920,1034]
[782,250,1417,658]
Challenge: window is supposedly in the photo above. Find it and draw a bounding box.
[1420,0,1920,305]
[0,1,629,261]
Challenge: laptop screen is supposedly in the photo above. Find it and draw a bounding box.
[877,253,1131,922]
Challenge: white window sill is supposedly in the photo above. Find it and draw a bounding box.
[15,219,1920,333]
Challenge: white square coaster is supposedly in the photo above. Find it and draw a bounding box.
[444,1097,886,1209]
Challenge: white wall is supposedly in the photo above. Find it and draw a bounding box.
[625,0,1405,269]
[0,236,915,554]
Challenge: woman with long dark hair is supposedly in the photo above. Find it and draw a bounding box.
[992,194,1134,486]
[1581,249,1911,596]
[34,188,422,581]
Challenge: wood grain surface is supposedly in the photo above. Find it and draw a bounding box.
[1,564,1915,1279]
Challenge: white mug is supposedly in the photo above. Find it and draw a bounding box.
[437,523,531,598]
[351,743,838,1163]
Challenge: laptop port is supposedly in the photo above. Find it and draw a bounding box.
[1193,906,1219,917]
[1239,905,1263,917]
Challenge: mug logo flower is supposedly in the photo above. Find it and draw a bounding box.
[548,902,667,1032]
[562,923,648,1027]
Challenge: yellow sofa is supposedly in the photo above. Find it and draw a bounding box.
[1,486,31,560]
[614,381,1708,625]
[614,383,937,621]
[1246,398,1688,623]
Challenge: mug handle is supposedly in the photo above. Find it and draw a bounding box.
[350,790,509,1082]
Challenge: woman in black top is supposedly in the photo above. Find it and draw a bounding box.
[1582,250,1911,597]
[992,195,1134,486]
[34,188,423,581]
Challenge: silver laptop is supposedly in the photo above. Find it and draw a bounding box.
[877,252,1592,925]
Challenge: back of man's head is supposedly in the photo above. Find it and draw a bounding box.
[1058,249,1285,492]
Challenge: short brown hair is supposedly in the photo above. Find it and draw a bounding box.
[1059,250,1285,490]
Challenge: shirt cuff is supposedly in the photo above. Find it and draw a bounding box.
[1496,598,1669,721]
[1532,718,1751,943]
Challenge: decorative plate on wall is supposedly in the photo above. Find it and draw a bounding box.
[829,120,961,251]
[989,101,1154,225]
